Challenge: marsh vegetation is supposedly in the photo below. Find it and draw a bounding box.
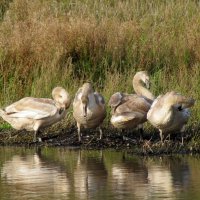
[0,0,200,146]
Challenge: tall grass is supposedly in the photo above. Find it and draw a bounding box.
[0,0,200,127]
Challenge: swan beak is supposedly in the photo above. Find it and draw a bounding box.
[83,104,87,118]
[145,80,150,89]
[59,108,65,114]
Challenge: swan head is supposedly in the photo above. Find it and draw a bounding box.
[52,87,71,111]
[82,82,94,94]
[109,92,123,113]
[81,82,94,118]
[133,71,150,89]
[166,91,195,109]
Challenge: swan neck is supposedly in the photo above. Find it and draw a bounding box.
[133,79,154,100]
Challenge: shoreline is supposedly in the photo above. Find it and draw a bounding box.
[0,125,199,155]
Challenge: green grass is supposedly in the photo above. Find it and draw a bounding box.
[0,122,11,130]
[0,0,200,131]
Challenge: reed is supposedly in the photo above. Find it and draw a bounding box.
[0,0,200,129]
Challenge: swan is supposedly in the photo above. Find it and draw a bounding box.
[147,91,195,144]
[73,82,106,141]
[0,87,71,142]
[109,71,154,138]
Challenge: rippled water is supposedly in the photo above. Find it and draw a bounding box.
[0,147,200,200]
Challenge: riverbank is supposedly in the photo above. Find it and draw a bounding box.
[0,124,199,155]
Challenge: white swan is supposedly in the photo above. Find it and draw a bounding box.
[73,82,106,141]
[0,87,71,142]
[109,71,154,138]
[147,91,195,144]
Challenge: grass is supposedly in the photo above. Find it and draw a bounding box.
[0,0,200,133]
[0,122,11,130]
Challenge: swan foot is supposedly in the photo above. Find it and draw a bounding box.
[33,130,43,143]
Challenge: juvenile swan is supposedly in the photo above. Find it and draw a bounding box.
[73,82,106,141]
[0,87,71,142]
[109,71,154,137]
[147,91,195,144]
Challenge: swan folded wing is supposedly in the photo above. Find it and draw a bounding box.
[149,95,163,110]
[94,92,105,105]
[4,97,57,118]
[109,92,123,107]
[122,94,138,101]
[114,112,144,121]
[6,109,52,119]
[73,88,82,104]
[116,96,151,114]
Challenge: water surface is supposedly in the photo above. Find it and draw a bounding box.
[0,147,200,200]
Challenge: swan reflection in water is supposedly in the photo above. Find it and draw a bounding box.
[108,155,190,200]
[110,162,149,199]
[147,157,190,200]
[148,165,175,199]
[1,149,108,200]
[74,151,107,200]
[1,151,70,198]
[0,149,191,200]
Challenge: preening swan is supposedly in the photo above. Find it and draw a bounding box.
[0,87,71,142]
[147,91,195,144]
[109,71,154,137]
[73,82,106,141]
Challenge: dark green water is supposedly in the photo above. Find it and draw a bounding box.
[0,147,200,200]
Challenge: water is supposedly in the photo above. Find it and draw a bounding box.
[0,147,200,200]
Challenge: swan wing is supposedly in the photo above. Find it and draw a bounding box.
[6,110,52,119]
[73,88,82,105]
[94,92,105,106]
[109,92,123,107]
[116,95,151,114]
[4,97,57,119]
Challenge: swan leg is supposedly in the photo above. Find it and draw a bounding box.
[99,127,103,139]
[33,130,38,142]
[77,122,81,142]
[180,126,186,145]
[165,134,171,142]
[159,130,164,144]
[139,128,144,142]
[138,124,144,141]
[181,135,184,146]
[33,130,42,143]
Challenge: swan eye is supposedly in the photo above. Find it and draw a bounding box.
[178,106,183,111]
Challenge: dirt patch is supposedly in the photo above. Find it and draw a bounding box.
[0,125,199,155]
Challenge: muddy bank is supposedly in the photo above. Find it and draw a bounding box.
[0,125,199,155]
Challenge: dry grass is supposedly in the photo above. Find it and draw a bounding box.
[0,0,200,128]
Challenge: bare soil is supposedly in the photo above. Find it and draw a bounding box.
[0,125,198,155]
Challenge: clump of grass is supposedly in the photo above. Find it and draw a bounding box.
[0,121,11,130]
[0,0,200,129]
